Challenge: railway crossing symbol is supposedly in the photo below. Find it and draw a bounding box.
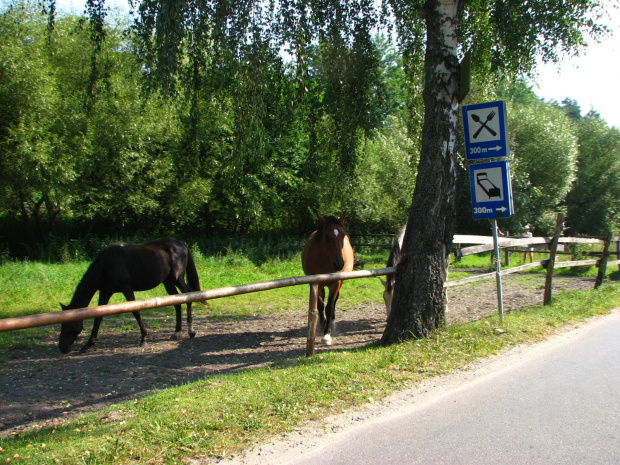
[468,161,514,219]
[462,101,509,160]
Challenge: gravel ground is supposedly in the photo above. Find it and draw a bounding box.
[0,272,597,439]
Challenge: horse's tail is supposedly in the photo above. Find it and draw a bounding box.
[186,250,207,305]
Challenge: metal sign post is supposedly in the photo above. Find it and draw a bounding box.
[492,218,504,324]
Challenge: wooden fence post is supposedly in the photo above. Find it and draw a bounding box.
[595,232,614,289]
[306,283,320,357]
[543,213,564,305]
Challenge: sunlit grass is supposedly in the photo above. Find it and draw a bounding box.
[0,249,387,350]
[1,242,616,351]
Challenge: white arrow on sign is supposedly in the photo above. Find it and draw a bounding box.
[488,146,502,152]
[497,206,508,213]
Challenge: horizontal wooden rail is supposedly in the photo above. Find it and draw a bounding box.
[2,232,617,335]
[453,235,609,258]
[0,267,396,333]
[445,258,620,289]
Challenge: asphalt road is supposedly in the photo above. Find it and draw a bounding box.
[240,311,620,465]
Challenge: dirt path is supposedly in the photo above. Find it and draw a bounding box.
[0,273,596,438]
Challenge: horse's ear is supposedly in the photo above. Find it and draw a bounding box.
[379,277,387,288]
[339,213,346,224]
[317,214,326,225]
[60,303,68,311]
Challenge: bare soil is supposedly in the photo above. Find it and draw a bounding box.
[0,272,597,438]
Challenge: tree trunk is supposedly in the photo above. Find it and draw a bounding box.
[382,0,462,345]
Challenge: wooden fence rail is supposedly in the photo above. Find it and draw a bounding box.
[0,232,617,356]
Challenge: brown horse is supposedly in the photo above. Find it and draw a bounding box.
[301,214,355,345]
[58,238,202,353]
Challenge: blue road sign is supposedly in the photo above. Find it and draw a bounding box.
[462,101,509,160]
[469,160,514,219]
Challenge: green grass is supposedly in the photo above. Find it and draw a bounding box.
[1,282,618,464]
[0,250,388,351]
[1,246,616,351]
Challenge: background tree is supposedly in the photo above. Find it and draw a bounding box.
[382,0,606,344]
[565,114,620,236]
[0,5,79,245]
[2,0,614,283]
[507,102,578,235]
[0,4,184,244]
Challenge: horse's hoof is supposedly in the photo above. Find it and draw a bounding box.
[171,332,180,340]
[321,334,333,345]
[140,341,148,347]
[189,332,196,339]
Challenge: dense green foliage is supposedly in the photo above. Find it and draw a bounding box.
[0,2,618,259]
[565,107,620,236]
[0,2,418,254]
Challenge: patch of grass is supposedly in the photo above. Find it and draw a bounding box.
[1,243,616,351]
[2,282,618,464]
[0,251,388,351]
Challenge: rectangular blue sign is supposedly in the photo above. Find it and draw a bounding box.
[462,101,509,160]
[469,160,514,219]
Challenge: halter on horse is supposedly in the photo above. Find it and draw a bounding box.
[301,214,355,345]
[58,237,202,353]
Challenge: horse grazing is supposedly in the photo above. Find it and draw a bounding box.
[380,225,405,320]
[58,237,202,353]
[301,214,355,345]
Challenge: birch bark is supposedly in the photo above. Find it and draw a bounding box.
[382,0,463,343]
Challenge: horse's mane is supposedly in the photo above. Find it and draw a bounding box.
[386,225,406,288]
[68,254,105,308]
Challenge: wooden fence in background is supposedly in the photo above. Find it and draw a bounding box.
[1,229,618,356]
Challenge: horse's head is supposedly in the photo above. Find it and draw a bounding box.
[317,214,348,271]
[381,237,403,320]
[380,277,394,320]
[58,303,83,354]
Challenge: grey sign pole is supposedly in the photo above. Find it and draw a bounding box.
[492,218,504,324]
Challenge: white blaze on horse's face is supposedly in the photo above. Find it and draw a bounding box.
[324,225,346,271]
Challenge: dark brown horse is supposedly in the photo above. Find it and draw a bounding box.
[58,238,202,353]
[301,214,355,345]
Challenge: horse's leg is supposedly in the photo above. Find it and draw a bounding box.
[131,311,148,346]
[185,300,195,338]
[122,290,148,346]
[175,277,196,339]
[164,281,196,339]
[163,281,187,339]
[82,317,103,352]
[81,291,112,352]
[317,286,326,331]
[322,281,342,345]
